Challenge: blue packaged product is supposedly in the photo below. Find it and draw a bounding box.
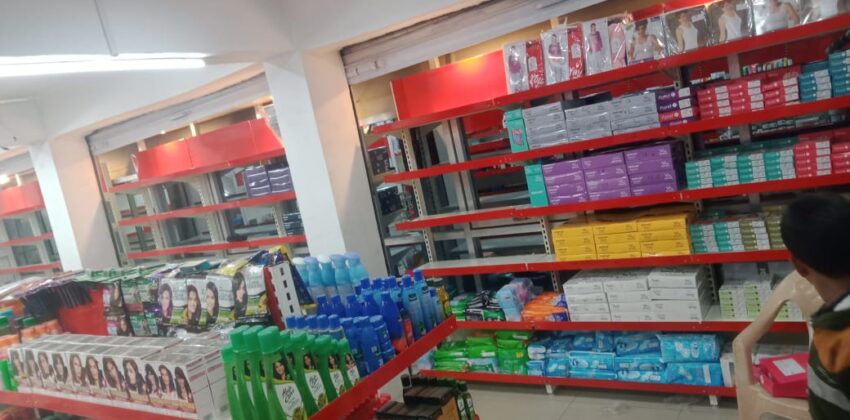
[594,331,616,352]
[379,291,406,353]
[401,275,427,340]
[381,348,395,363]
[327,315,345,340]
[527,360,546,376]
[316,296,331,316]
[356,317,383,373]
[429,288,446,324]
[614,353,665,372]
[528,338,552,360]
[569,369,617,380]
[295,316,308,331]
[359,278,373,305]
[546,338,572,358]
[345,252,369,288]
[568,351,616,371]
[666,362,724,386]
[318,255,338,296]
[572,333,595,351]
[285,315,298,330]
[615,332,660,356]
[617,370,669,383]
[345,294,363,317]
[330,254,351,295]
[345,320,367,376]
[413,270,435,331]
[544,358,569,377]
[362,288,381,316]
[330,295,347,318]
[388,278,403,309]
[658,334,722,363]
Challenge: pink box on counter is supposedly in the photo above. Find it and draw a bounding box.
[585,176,630,193]
[581,152,625,170]
[588,187,631,201]
[626,158,678,175]
[757,353,808,399]
[549,192,589,205]
[630,181,678,196]
[583,164,627,181]
[542,159,582,176]
[546,182,587,196]
[629,170,678,186]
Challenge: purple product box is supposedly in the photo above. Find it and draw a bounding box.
[624,142,683,165]
[588,187,632,201]
[626,157,678,175]
[655,87,696,104]
[631,181,679,196]
[549,192,589,205]
[657,98,697,113]
[544,170,585,185]
[629,170,679,187]
[546,182,587,196]
[542,159,582,176]
[580,152,625,170]
[583,164,627,181]
[585,176,630,193]
[661,116,700,127]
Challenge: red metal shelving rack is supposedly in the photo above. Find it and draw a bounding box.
[312,317,459,420]
[0,390,184,420]
[0,233,54,248]
[126,235,307,259]
[0,262,62,275]
[456,319,807,333]
[419,371,738,398]
[118,191,297,226]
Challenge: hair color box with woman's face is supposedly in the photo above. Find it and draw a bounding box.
[241,265,268,317]
[120,347,159,406]
[186,277,208,327]
[664,5,711,54]
[163,277,187,326]
[168,344,229,418]
[209,274,234,323]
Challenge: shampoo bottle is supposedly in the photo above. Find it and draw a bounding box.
[257,327,286,420]
[330,254,353,296]
[220,344,245,420]
[379,291,407,353]
[288,332,319,415]
[278,331,309,420]
[344,294,363,317]
[244,326,269,420]
[315,336,341,401]
[429,287,445,324]
[413,270,435,331]
[336,338,359,389]
[401,275,426,340]
[228,326,256,420]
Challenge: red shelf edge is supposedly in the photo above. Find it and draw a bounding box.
[126,235,307,259]
[374,13,850,135]
[419,371,737,397]
[312,317,458,420]
[385,95,850,182]
[456,319,807,333]
[0,205,46,219]
[420,250,789,277]
[395,173,850,231]
[118,191,297,226]
[0,233,54,248]
[0,390,183,420]
[0,262,62,275]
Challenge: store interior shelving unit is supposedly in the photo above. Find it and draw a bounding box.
[96,105,308,264]
[0,182,61,281]
[360,1,850,400]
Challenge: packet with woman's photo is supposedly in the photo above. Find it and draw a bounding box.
[753,0,804,34]
[206,274,233,324]
[706,0,754,45]
[185,276,208,328]
[625,15,667,65]
[238,264,267,317]
[159,277,187,327]
[664,5,711,54]
[804,0,849,22]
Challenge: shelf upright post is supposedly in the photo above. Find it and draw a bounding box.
[400,129,437,264]
[141,187,168,253]
[188,175,227,250]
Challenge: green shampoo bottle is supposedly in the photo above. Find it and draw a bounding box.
[315,336,341,401]
[304,335,329,410]
[220,344,244,420]
[275,331,308,420]
[337,338,360,389]
[258,327,287,420]
[287,332,319,415]
[229,326,255,420]
[244,326,269,420]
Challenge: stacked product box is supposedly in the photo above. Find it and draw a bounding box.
[688,137,798,188]
[552,217,596,261]
[800,61,831,102]
[523,102,567,149]
[564,102,612,142]
[542,159,586,205]
[244,165,272,197]
[648,266,712,321]
[526,162,550,207]
[635,212,691,257]
[609,92,660,135]
[834,135,850,174]
[655,87,700,126]
[8,334,226,419]
[591,217,640,260]
[829,50,850,97]
[266,164,293,193]
[795,130,833,177]
[686,154,739,188]
[624,142,685,196]
[562,271,609,321]
[699,69,799,119]
[690,213,784,254]
[737,148,796,183]
[581,152,630,201]
[720,278,804,321]
[504,109,530,152]
[603,269,653,323]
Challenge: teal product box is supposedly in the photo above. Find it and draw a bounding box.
[832,70,850,84]
[524,163,549,207]
[803,60,830,72]
[504,109,529,153]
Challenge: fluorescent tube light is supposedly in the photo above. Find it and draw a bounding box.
[0,53,206,78]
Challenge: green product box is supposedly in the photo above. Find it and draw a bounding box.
[504,109,529,153]
[524,164,549,207]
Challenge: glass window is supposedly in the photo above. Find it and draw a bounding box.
[150,182,202,212]
[222,206,278,240]
[3,218,34,239]
[161,218,210,247]
[11,245,42,266]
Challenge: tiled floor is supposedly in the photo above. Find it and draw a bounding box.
[466,383,741,420]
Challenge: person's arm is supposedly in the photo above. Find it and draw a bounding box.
[785,3,800,25]
[718,16,727,42]
[676,27,685,51]
[628,38,635,59]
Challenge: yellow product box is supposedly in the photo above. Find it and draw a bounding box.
[555,244,597,255]
[555,252,597,261]
[554,235,595,248]
[591,220,638,236]
[640,239,691,255]
[595,242,640,254]
[637,229,689,242]
[637,213,690,232]
[594,232,638,245]
[642,249,691,257]
[597,251,642,260]
[552,218,593,239]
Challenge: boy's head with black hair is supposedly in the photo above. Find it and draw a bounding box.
[781,192,850,305]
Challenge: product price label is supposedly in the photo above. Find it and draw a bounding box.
[305,371,327,408]
[276,382,306,420]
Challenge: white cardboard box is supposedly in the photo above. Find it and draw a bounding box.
[564,292,608,305]
[611,311,655,322]
[606,290,652,303]
[570,312,612,321]
[609,301,653,313]
[568,302,611,314]
[648,265,706,288]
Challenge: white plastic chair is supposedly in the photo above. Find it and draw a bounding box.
[733,271,824,420]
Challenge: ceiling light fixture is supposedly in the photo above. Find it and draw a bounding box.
[0,174,9,185]
[0,53,206,78]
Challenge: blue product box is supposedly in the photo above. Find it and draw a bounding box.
[568,351,616,371]
[617,370,669,383]
[614,353,666,371]
[544,358,569,377]
[614,332,661,356]
[569,369,617,380]
[659,334,722,363]
[666,362,724,386]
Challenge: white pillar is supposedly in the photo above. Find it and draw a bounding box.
[264,50,387,277]
[29,135,119,270]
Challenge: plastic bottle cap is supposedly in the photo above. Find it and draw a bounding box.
[429,288,437,297]
[316,255,331,264]
[354,316,369,327]
[229,325,250,350]
[317,315,329,329]
[296,316,307,330]
[306,316,318,330]
[244,325,264,352]
[413,269,424,282]
[344,252,360,261]
[360,278,370,288]
[221,343,235,363]
[402,275,413,287]
[328,315,340,328]
[304,256,319,265]
[317,295,328,305]
[285,315,297,329]
[258,327,281,354]
[331,295,342,305]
